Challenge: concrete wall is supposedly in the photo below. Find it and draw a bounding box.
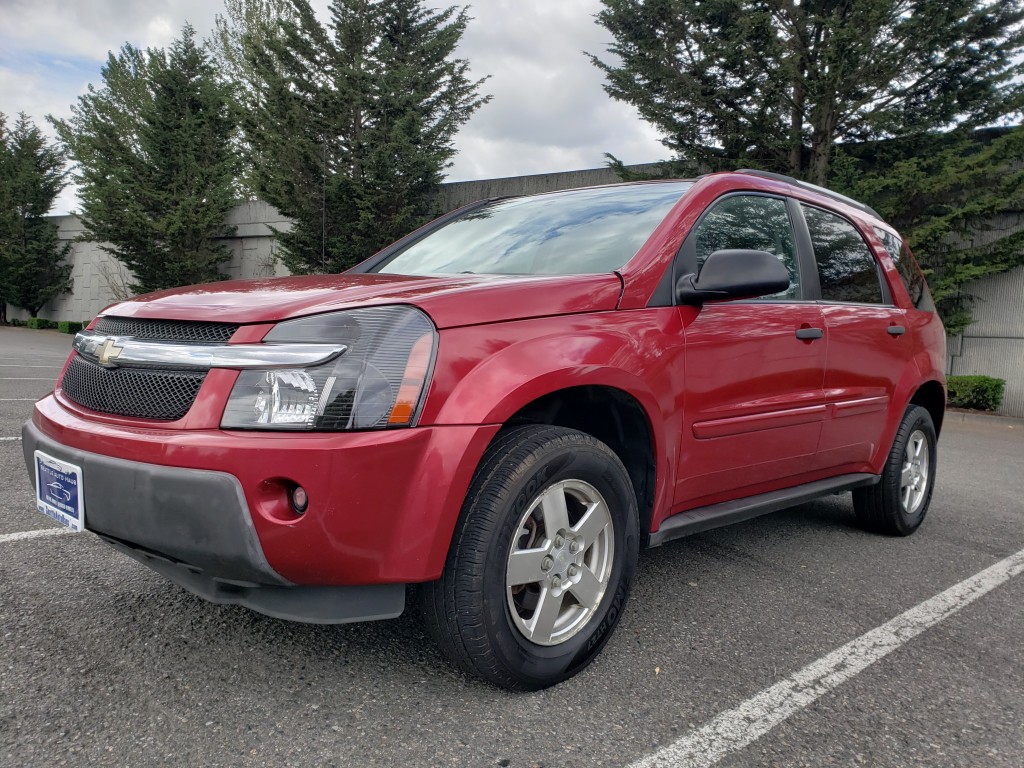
[947,264,1024,417]
[435,163,663,211]
[5,200,292,323]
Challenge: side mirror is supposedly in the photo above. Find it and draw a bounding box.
[676,249,791,305]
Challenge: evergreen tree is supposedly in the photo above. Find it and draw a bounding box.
[245,0,489,274]
[590,0,1024,184]
[207,0,298,198]
[0,113,72,319]
[832,127,1024,334]
[53,25,240,293]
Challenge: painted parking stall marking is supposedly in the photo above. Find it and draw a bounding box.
[630,547,1024,768]
[0,528,73,544]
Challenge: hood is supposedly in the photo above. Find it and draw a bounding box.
[98,272,624,329]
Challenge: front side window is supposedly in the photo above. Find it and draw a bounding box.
[802,205,883,304]
[372,182,693,276]
[693,194,800,300]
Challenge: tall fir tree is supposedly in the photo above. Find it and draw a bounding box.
[831,126,1024,334]
[53,25,240,293]
[592,0,1024,331]
[207,0,298,198]
[0,113,72,319]
[243,0,489,274]
[590,0,1024,184]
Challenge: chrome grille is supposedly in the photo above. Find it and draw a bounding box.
[93,317,238,343]
[61,355,206,421]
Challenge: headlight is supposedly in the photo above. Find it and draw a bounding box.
[221,305,436,431]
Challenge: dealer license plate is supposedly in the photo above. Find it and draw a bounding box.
[34,450,85,532]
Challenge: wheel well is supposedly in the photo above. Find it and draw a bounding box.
[503,386,657,544]
[910,380,945,436]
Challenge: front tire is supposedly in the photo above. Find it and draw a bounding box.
[421,425,639,690]
[853,405,937,536]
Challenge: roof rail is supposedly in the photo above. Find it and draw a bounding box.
[735,169,884,221]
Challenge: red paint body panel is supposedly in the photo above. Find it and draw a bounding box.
[32,394,497,584]
[29,171,948,588]
[674,302,828,506]
[99,272,623,330]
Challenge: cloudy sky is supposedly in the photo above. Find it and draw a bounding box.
[0,0,668,214]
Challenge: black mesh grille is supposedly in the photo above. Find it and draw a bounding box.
[93,317,238,343]
[61,355,206,421]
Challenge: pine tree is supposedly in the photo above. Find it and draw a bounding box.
[207,0,298,198]
[590,0,1024,184]
[0,113,72,319]
[244,0,490,274]
[832,127,1024,334]
[53,25,240,294]
[592,1,1024,332]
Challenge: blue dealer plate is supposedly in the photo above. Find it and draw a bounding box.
[34,451,85,532]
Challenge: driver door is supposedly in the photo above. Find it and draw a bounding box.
[674,194,828,509]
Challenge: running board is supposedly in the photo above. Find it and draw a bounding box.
[648,473,879,547]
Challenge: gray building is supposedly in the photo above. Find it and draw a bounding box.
[947,264,1024,417]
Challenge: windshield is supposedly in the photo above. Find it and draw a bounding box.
[372,182,693,276]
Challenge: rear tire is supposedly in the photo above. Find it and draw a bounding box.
[421,425,639,690]
[853,405,937,536]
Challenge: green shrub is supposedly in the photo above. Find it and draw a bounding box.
[8,318,23,327]
[947,375,1006,411]
[25,318,57,330]
[57,321,83,334]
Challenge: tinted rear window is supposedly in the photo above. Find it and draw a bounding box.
[875,227,934,311]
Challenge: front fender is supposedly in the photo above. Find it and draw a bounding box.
[418,312,685,538]
[423,315,679,430]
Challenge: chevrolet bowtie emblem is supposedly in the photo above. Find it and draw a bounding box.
[96,338,124,366]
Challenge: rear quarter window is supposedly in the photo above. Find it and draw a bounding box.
[874,228,935,311]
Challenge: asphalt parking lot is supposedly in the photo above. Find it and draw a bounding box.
[1,325,1022,768]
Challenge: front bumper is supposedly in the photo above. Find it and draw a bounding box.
[25,394,499,606]
[24,420,407,624]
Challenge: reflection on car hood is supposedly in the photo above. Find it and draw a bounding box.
[97,272,624,329]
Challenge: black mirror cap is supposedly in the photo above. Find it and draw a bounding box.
[677,249,792,305]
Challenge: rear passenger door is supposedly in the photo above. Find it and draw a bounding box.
[799,203,908,471]
[675,194,827,508]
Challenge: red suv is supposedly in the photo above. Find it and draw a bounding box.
[24,171,945,690]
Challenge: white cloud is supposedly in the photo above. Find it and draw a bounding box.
[0,0,667,213]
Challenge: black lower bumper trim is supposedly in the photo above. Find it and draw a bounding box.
[103,536,406,624]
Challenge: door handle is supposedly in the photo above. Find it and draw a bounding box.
[795,327,824,340]
[887,325,906,336]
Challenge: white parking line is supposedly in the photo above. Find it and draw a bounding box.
[629,547,1024,768]
[0,398,38,401]
[0,377,55,380]
[0,528,73,544]
[0,436,21,441]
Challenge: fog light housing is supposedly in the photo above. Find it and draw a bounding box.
[290,485,309,515]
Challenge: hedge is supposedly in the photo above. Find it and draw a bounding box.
[7,318,85,331]
[946,375,1005,411]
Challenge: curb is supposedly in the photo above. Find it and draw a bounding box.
[946,408,1022,428]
